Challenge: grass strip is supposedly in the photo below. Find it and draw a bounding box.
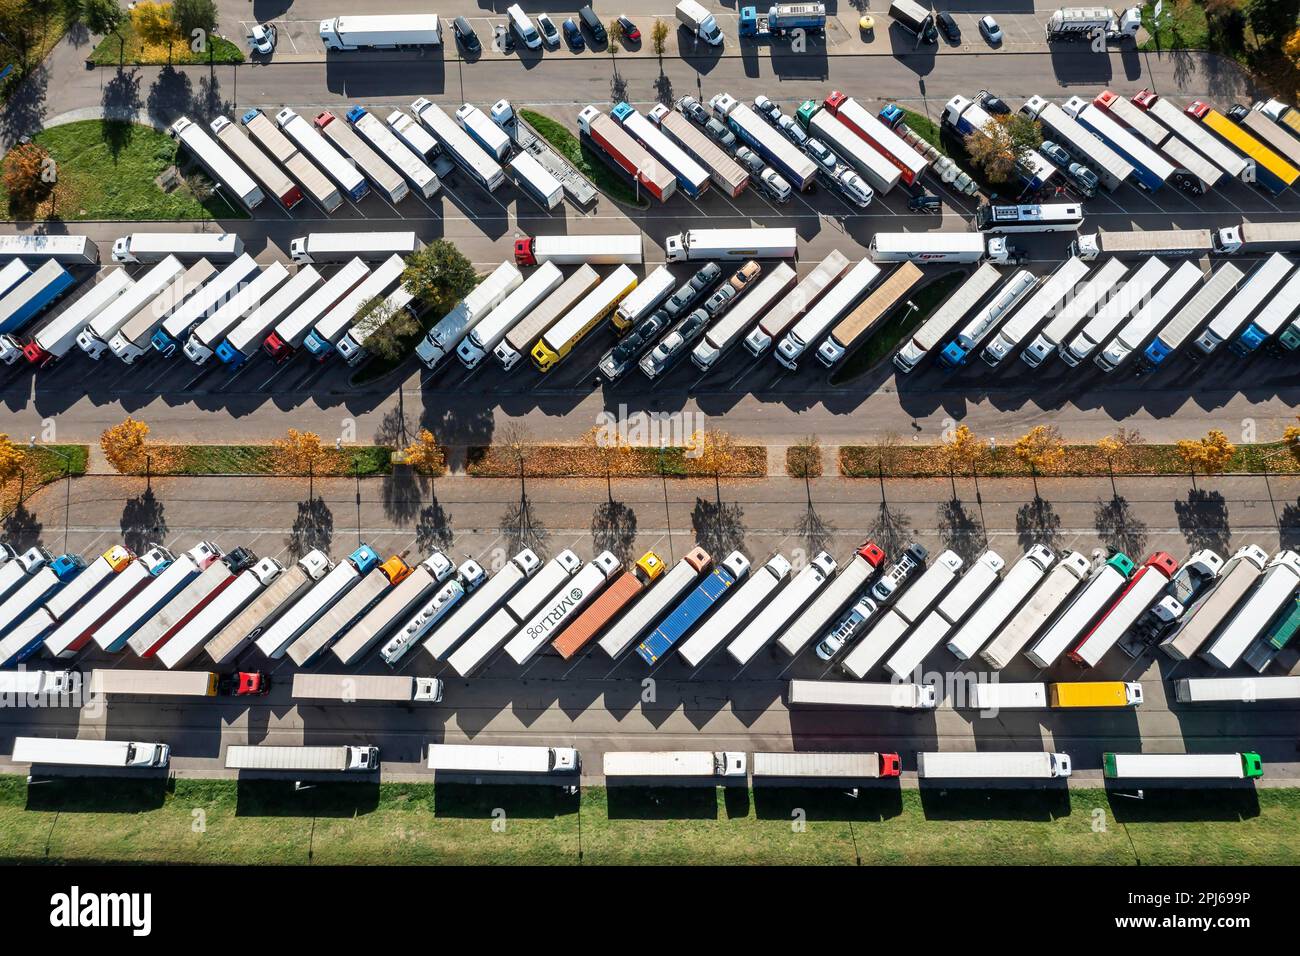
[520,108,647,208]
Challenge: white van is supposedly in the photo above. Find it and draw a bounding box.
[507,4,542,48]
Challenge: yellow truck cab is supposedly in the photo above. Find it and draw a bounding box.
[379,556,413,585]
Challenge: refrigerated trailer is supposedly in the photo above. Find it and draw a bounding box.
[291,672,442,703]
[423,550,541,660]
[496,265,598,370]
[111,233,241,265]
[1138,263,1242,370]
[254,546,378,658]
[507,152,563,210]
[664,227,796,264]
[1019,94,1132,191]
[427,743,578,774]
[531,265,637,372]
[806,106,902,195]
[89,668,217,697]
[286,554,409,666]
[894,264,1001,371]
[513,234,643,267]
[1022,259,1129,367]
[787,679,937,708]
[127,548,256,658]
[886,551,1004,680]
[868,232,1020,265]
[155,557,282,669]
[0,234,98,265]
[241,108,343,212]
[455,103,511,162]
[612,102,710,199]
[980,551,1091,669]
[938,269,1038,367]
[210,116,302,210]
[774,258,879,369]
[276,108,368,202]
[917,751,1071,779]
[314,110,409,204]
[1231,264,1300,354]
[603,751,747,778]
[817,261,923,367]
[303,254,405,358]
[412,99,504,193]
[1062,96,1174,190]
[15,265,130,366]
[417,260,522,371]
[1161,544,1268,661]
[1026,553,1134,666]
[152,254,260,358]
[457,262,561,369]
[216,266,321,366]
[505,551,621,665]
[319,14,441,49]
[445,550,582,676]
[727,553,836,665]
[184,262,289,363]
[12,736,169,769]
[94,542,221,652]
[599,548,711,659]
[744,251,848,355]
[1194,253,1294,356]
[226,745,378,772]
[983,257,1088,366]
[0,260,74,338]
[265,258,369,360]
[948,546,1055,661]
[1174,675,1300,702]
[346,107,440,199]
[380,559,485,665]
[1094,260,1203,371]
[752,751,901,779]
[170,117,265,210]
[104,260,215,364]
[710,92,818,190]
[1069,552,1177,666]
[43,547,172,657]
[1105,751,1262,780]
[692,262,794,370]
[649,104,749,197]
[1202,550,1300,669]
[1060,256,1169,366]
[332,552,453,665]
[778,541,886,656]
[553,551,666,660]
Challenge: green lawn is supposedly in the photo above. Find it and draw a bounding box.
[0,120,241,221]
[89,23,244,66]
[900,108,946,156]
[147,444,392,477]
[0,776,1293,865]
[520,109,647,208]
[830,270,966,384]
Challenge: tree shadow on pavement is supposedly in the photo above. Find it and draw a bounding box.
[120,487,166,554]
[795,501,835,557]
[869,502,912,559]
[1280,500,1300,551]
[1173,488,1231,554]
[937,496,986,564]
[416,496,454,554]
[1094,495,1148,558]
[653,69,673,106]
[1,61,48,145]
[287,497,333,559]
[2,503,42,551]
[592,498,637,565]
[146,66,192,127]
[500,493,549,558]
[692,497,746,558]
[1016,496,1060,551]
[382,467,423,528]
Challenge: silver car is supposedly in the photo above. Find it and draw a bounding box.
[735,146,765,175]
[705,117,736,149]
[777,113,808,146]
[678,96,709,126]
[804,137,837,174]
[816,596,879,661]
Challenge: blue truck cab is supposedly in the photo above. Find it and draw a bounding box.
[349,545,381,574]
[878,103,906,128]
[636,551,749,664]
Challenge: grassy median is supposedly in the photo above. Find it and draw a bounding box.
[519,109,647,208]
[0,776,1293,865]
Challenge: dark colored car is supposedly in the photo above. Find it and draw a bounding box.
[936,11,959,43]
[908,193,941,213]
[663,262,721,319]
[579,5,607,42]
[617,16,641,42]
[563,17,585,49]
[453,16,481,54]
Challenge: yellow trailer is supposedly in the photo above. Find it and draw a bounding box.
[1049,681,1143,708]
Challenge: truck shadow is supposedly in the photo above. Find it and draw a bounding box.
[233,778,381,817]
[25,774,170,812]
[917,784,1070,820]
[752,784,903,821]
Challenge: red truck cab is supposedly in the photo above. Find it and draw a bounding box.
[857,541,887,568]
[513,238,538,266]
[220,671,269,696]
[880,752,902,777]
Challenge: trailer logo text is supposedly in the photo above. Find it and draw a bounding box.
[50,886,151,936]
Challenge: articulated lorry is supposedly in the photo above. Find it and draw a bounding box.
[255,546,379,659]
[320,14,441,50]
[751,750,901,779]
[128,547,256,658]
[787,679,937,709]
[183,262,289,363]
[12,736,169,769]
[664,227,797,263]
[380,559,485,665]
[314,110,409,204]
[9,269,132,366]
[1231,264,1300,354]
[265,258,370,360]
[637,552,749,664]
[94,542,221,652]
[1027,553,1135,667]
[169,116,265,211]
[552,551,665,661]
[0,261,75,343]
[0,547,48,603]
[412,99,505,193]
[1103,751,1262,780]
[0,234,98,265]
[649,103,748,197]
[917,751,1071,779]
[505,551,621,665]
[1132,90,1249,180]
[417,260,522,371]
[613,265,677,333]
[778,541,887,656]
[202,550,331,665]
[276,107,368,203]
[331,552,453,665]
[456,263,560,370]
[1022,259,1129,367]
[577,104,681,201]
[427,743,579,774]
[286,554,410,665]
[894,264,1002,372]
[612,102,711,199]
[1059,256,1170,366]
[346,107,440,199]
[1070,552,1178,666]
[983,258,1089,366]
[1194,253,1295,356]
[513,234,642,267]
[886,551,1005,680]
[496,265,599,370]
[336,282,421,366]
[226,744,378,772]
[89,668,218,697]
[937,269,1038,368]
[455,103,510,162]
[210,115,302,210]
[6,546,132,661]
[241,109,342,213]
[43,547,172,657]
[1049,680,1144,708]
[0,553,84,640]
[156,557,283,669]
[678,555,790,667]
[289,231,421,265]
[1019,94,1133,191]
[302,254,405,358]
[445,551,582,676]
[291,673,442,704]
[869,232,1021,265]
[603,751,747,778]
[103,258,215,362]
[774,259,879,369]
[599,548,711,659]
[423,550,540,660]
[1202,550,1300,669]
[745,251,848,355]
[77,256,186,359]
[710,92,817,190]
[728,553,836,665]
[980,552,1091,669]
[1097,260,1208,370]
[818,261,923,367]
[947,546,1056,661]
[1062,96,1173,191]
[112,233,241,265]
[804,103,900,195]
[692,263,794,370]
[150,254,261,359]
[531,265,637,372]
[507,152,564,210]
[216,266,321,366]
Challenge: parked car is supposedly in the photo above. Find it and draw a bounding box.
[537,13,561,47]
[908,193,941,213]
[804,137,837,174]
[494,23,516,51]
[453,16,481,54]
[663,263,721,319]
[1039,139,1071,168]
[871,543,928,602]
[735,146,765,175]
[617,15,641,42]
[1068,162,1100,196]
[703,284,736,317]
[757,167,791,203]
[777,114,808,146]
[679,95,709,125]
[563,17,585,49]
[579,5,607,42]
[936,11,959,43]
[979,15,1003,44]
[754,95,779,122]
[705,116,736,148]
[248,23,277,55]
[729,261,761,293]
[979,93,1011,116]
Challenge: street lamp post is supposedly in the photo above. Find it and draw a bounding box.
[29,438,72,553]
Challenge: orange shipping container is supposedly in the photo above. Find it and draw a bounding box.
[552,551,665,659]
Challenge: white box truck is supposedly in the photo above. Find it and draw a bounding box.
[603,751,746,777]
[980,551,1091,669]
[112,233,241,265]
[381,559,486,666]
[916,751,1071,779]
[11,736,169,769]
[226,745,378,772]
[727,552,836,665]
[664,227,797,263]
[156,557,283,669]
[457,262,562,369]
[447,550,582,676]
[417,260,522,371]
[677,0,724,44]
[778,541,886,656]
[505,551,620,665]
[788,679,937,708]
[291,673,442,703]
[507,152,564,211]
[678,554,790,667]
[203,550,331,664]
[427,743,578,774]
[947,546,1055,661]
[423,551,540,660]
[331,552,453,665]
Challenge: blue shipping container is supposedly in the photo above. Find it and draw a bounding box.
[636,553,748,664]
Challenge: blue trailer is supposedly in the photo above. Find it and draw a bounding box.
[711,92,818,190]
[636,552,749,664]
[0,261,75,336]
[1062,96,1173,191]
[739,3,827,37]
[0,554,84,636]
[611,102,711,199]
